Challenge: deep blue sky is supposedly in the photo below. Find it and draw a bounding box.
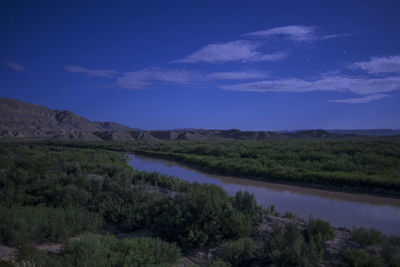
[1,0,400,130]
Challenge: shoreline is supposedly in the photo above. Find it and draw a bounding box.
[132,150,400,200]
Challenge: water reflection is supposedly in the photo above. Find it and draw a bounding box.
[128,154,400,235]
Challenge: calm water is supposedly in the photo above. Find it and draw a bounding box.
[128,154,400,235]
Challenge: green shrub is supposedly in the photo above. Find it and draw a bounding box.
[283,211,296,219]
[381,237,400,267]
[0,205,103,245]
[304,217,335,245]
[352,227,384,247]
[233,191,262,224]
[62,234,118,267]
[154,183,252,248]
[112,237,181,266]
[132,170,190,192]
[263,223,323,267]
[15,246,63,267]
[92,187,164,231]
[62,234,181,267]
[216,238,257,266]
[341,248,384,267]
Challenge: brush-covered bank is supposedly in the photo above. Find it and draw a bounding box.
[0,142,399,266]
[43,138,400,197]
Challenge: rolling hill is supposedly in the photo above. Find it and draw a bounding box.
[2,97,397,141]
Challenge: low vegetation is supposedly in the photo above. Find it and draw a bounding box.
[215,238,257,266]
[62,234,181,267]
[351,227,384,247]
[0,206,103,246]
[46,137,400,194]
[0,141,399,266]
[341,248,384,267]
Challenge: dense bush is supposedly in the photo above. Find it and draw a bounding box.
[216,238,257,266]
[351,227,384,247]
[341,248,384,267]
[0,143,256,252]
[263,223,325,267]
[233,191,263,225]
[91,186,165,231]
[62,234,181,267]
[154,183,252,248]
[85,138,400,193]
[132,170,191,192]
[304,217,335,246]
[259,217,335,266]
[12,245,64,267]
[1,141,398,267]
[0,205,103,246]
[381,237,400,267]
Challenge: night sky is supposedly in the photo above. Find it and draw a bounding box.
[1,0,400,130]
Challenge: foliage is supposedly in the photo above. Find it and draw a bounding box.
[66,138,400,193]
[0,205,103,246]
[233,191,263,225]
[381,237,400,267]
[0,141,398,266]
[132,170,191,192]
[260,217,335,266]
[154,183,252,248]
[62,233,181,267]
[283,211,296,219]
[216,238,257,266]
[91,185,165,231]
[341,248,384,267]
[352,227,384,247]
[208,259,231,267]
[14,246,63,267]
[263,223,323,267]
[304,217,335,246]
[0,142,255,252]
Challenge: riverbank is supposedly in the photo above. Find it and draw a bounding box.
[32,138,400,197]
[128,153,400,235]
[1,142,399,266]
[2,212,396,267]
[133,149,400,199]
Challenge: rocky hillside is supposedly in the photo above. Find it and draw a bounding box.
[0,98,133,140]
[1,97,357,141]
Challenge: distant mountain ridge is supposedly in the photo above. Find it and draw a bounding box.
[329,129,400,136]
[0,98,133,140]
[1,97,397,141]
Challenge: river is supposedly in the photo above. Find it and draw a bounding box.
[128,154,400,235]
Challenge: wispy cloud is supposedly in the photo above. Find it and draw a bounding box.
[116,68,200,89]
[175,40,287,64]
[351,55,400,74]
[65,65,116,78]
[116,68,270,89]
[206,70,268,80]
[175,25,354,64]
[330,93,390,104]
[321,32,354,40]
[245,25,356,42]
[243,25,317,42]
[4,61,25,71]
[219,75,400,103]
